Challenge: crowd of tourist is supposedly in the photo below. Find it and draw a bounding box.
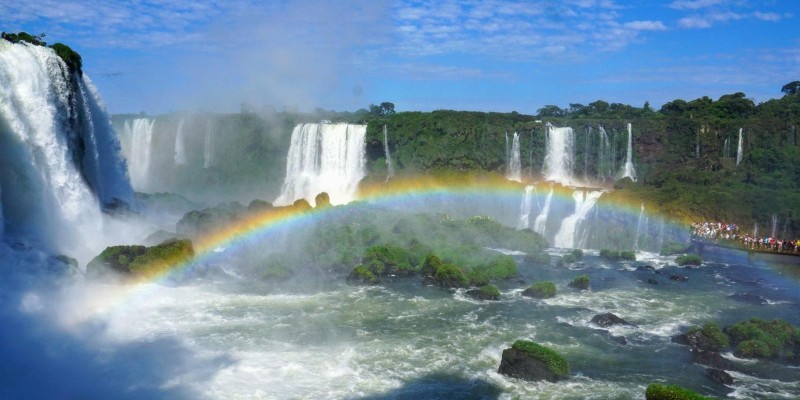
[691,221,800,253]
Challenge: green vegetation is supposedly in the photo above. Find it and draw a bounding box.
[347,264,379,285]
[1,31,46,46]
[362,245,415,274]
[524,281,556,299]
[676,254,703,266]
[569,275,590,290]
[725,318,800,360]
[687,322,730,351]
[475,284,501,300]
[2,32,82,74]
[87,239,194,279]
[511,340,570,378]
[645,383,712,400]
[261,259,293,281]
[556,253,578,266]
[599,249,637,261]
[660,241,691,256]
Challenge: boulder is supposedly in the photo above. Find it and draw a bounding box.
[647,278,659,285]
[670,274,688,282]
[568,275,590,290]
[498,340,569,382]
[637,265,656,271]
[86,239,194,280]
[692,349,732,370]
[522,281,556,299]
[591,312,634,328]
[466,284,500,301]
[672,330,722,352]
[706,368,733,385]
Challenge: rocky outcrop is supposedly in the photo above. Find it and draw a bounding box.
[86,239,194,280]
[466,284,500,301]
[591,312,634,328]
[498,340,569,382]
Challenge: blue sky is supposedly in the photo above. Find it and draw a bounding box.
[2,0,798,115]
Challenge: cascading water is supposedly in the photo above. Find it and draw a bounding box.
[174,118,187,165]
[533,188,554,236]
[543,123,574,185]
[771,214,778,238]
[723,137,730,158]
[583,126,592,182]
[554,190,603,249]
[619,123,636,181]
[204,120,214,169]
[516,185,535,229]
[383,125,394,181]
[275,123,366,206]
[123,118,155,190]
[0,39,133,252]
[507,132,521,182]
[597,126,611,181]
[634,203,645,250]
[736,128,743,166]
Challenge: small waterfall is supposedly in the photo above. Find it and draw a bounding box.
[723,137,730,158]
[507,132,522,182]
[782,217,790,240]
[554,190,603,249]
[619,123,636,181]
[543,123,575,185]
[597,126,611,181]
[611,128,618,175]
[517,185,535,229]
[771,214,778,238]
[634,203,646,250]
[533,188,554,236]
[203,120,214,168]
[528,129,534,178]
[753,223,759,237]
[124,118,155,191]
[583,126,592,182]
[383,125,394,181]
[736,128,743,166]
[174,118,187,165]
[657,219,665,250]
[275,123,367,206]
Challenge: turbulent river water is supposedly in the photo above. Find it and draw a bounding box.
[59,249,800,399]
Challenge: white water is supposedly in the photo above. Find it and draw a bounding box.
[543,124,574,185]
[736,128,743,166]
[0,39,133,253]
[597,126,611,181]
[533,188,554,236]
[203,120,214,169]
[634,203,646,250]
[771,214,778,238]
[174,118,187,165]
[554,190,603,248]
[124,118,155,190]
[619,123,636,181]
[383,125,394,181]
[723,137,730,158]
[275,123,367,206]
[507,132,521,182]
[516,185,535,229]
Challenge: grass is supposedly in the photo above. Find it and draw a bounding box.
[511,340,570,377]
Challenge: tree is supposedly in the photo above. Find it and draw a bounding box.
[379,102,396,115]
[781,81,800,96]
[537,105,564,118]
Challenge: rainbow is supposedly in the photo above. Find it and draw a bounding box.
[76,174,689,323]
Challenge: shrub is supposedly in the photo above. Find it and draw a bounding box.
[524,252,551,265]
[525,281,556,299]
[569,248,584,259]
[477,255,517,279]
[362,245,414,273]
[347,264,378,285]
[511,340,569,377]
[645,383,712,400]
[433,262,469,287]
[50,42,82,74]
[478,284,500,299]
[701,322,730,350]
[660,241,690,256]
[620,251,636,261]
[725,318,799,360]
[676,254,703,266]
[557,253,577,266]
[569,275,590,290]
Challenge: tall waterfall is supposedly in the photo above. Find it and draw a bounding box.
[723,137,731,158]
[583,126,592,181]
[383,125,395,181]
[597,126,611,181]
[554,190,603,249]
[507,132,522,182]
[517,185,535,229]
[124,118,155,190]
[771,214,778,238]
[174,118,187,165]
[736,128,743,166]
[275,123,367,206]
[543,123,574,185]
[619,123,636,181]
[533,188,554,236]
[0,39,133,251]
[203,120,214,169]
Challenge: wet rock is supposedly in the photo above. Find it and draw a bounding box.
[669,274,688,282]
[637,265,656,271]
[672,331,721,352]
[591,312,634,327]
[692,349,732,370]
[609,334,627,345]
[466,284,500,301]
[647,278,659,285]
[498,341,569,382]
[728,292,767,305]
[706,368,733,385]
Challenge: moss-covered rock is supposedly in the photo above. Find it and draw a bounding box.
[672,322,729,352]
[522,281,556,299]
[50,42,82,74]
[660,241,690,256]
[498,340,569,382]
[346,264,379,285]
[475,255,517,280]
[645,383,712,400]
[569,274,590,290]
[725,318,800,361]
[524,251,551,265]
[421,254,468,288]
[556,253,578,266]
[569,248,584,259]
[362,244,415,276]
[676,254,703,266]
[87,239,194,279]
[599,249,636,261]
[466,284,500,301]
[315,192,331,208]
[247,199,273,212]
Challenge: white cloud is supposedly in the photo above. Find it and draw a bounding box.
[669,0,726,10]
[753,11,782,21]
[624,20,667,31]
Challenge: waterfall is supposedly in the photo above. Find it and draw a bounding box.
[753,223,759,237]
[528,129,534,178]
[383,125,394,181]
[517,185,535,229]
[507,132,522,182]
[275,123,367,206]
[533,188,554,236]
[597,126,611,181]
[657,219,665,250]
[619,123,636,181]
[583,126,592,182]
[124,118,155,190]
[634,203,645,250]
[723,137,730,158]
[554,190,603,249]
[174,118,187,165]
[0,39,133,251]
[736,128,743,166]
[771,214,778,238]
[543,123,575,185]
[204,120,214,169]
[782,217,790,240]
